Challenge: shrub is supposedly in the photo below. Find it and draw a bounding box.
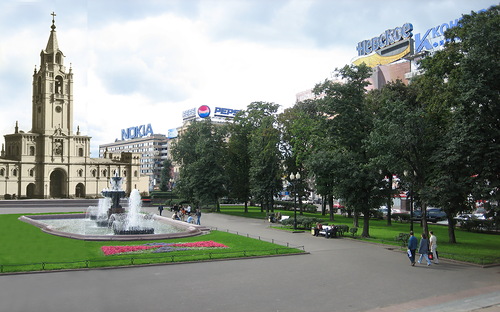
[349,227,358,237]
[391,213,410,223]
[281,216,323,229]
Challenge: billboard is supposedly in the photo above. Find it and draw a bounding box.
[121,124,154,140]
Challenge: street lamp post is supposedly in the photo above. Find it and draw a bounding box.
[290,172,301,230]
[404,171,414,232]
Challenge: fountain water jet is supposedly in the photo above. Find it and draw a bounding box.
[18,174,210,240]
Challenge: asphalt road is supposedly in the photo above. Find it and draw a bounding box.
[0,199,499,312]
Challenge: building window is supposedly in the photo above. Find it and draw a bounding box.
[29,146,35,156]
[12,169,17,176]
[29,169,34,177]
[0,168,4,176]
[91,169,97,177]
[78,148,84,157]
[77,169,83,177]
[102,169,107,177]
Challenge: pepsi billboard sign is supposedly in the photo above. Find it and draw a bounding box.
[198,105,211,118]
[183,105,241,120]
[214,107,241,118]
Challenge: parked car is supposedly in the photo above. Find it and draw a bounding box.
[427,208,447,222]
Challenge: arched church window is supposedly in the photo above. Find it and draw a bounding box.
[102,169,108,177]
[29,169,34,177]
[30,146,35,156]
[91,169,97,178]
[0,168,4,176]
[123,170,127,177]
[78,148,84,157]
[134,170,138,178]
[12,169,17,176]
[55,76,63,94]
[77,169,83,177]
[56,52,62,64]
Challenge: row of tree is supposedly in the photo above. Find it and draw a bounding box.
[169,6,499,243]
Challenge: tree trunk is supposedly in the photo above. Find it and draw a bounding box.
[387,175,393,226]
[421,201,428,236]
[244,201,248,213]
[328,194,335,221]
[447,216,457,243]
[362,213,370,237]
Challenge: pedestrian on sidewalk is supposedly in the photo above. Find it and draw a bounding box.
[429,231,439,264]
[196,209,202,225]
[408,231,418,266]
[418,233,432,266]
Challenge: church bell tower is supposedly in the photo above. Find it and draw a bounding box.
[32,12,74,136]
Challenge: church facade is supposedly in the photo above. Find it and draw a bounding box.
[0,16,148,199]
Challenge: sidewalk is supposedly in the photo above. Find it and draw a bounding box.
[1,202,499,312]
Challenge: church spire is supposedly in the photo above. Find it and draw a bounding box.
[45,12,59,54]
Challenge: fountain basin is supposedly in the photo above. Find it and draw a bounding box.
[19,214,210,241]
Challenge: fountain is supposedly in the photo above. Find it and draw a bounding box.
[19,174,210,241]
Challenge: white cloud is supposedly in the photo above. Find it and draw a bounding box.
[0,0,495,157]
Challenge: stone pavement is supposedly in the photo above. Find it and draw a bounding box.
[0,202,499,312]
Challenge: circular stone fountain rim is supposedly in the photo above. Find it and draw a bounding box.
[19,213,210,241]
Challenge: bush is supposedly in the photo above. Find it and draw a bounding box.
[460,219,497,232]
[349,227,358,237]
[281,216,323,230]
[273,201,317,213]
[391,213,410,223]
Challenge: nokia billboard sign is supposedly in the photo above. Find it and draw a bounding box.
[121,124,154,140]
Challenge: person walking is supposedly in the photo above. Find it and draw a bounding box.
[196,209,201,225]
[418,233,432,266]
[158,205,164,216]
[429,231,439,264]
[408,231,418,266]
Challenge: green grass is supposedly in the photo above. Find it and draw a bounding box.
[0,213,304,273]
[218,205,500,265]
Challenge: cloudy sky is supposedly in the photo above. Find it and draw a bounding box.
[0,0,495,157]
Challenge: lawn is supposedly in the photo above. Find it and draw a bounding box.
[217,205,500,265]
[0,213,304,273]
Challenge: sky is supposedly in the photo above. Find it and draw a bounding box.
[0,0,495,157]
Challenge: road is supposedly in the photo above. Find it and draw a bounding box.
[0,199,499,312]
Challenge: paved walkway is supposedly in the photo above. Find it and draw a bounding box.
[0,203,499,312]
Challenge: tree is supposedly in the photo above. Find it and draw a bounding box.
[240,102,282,213]
[170,119,228,211]
[413,5,500,242]
[159,158,173,192]
[314,64,385,237]
[225,113,252,212]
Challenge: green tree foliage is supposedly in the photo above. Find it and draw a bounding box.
[413,5,500,242]
[225,112,252,212]
[242,102,282,213]
[314,64,386,237]
[159,158,173,192]
[170,119,228,211]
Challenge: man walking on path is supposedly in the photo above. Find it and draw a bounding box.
[408,231,418,266]
[429,230,439,264]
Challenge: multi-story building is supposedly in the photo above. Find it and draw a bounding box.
[0,15,149,199]
[99,133,169,191]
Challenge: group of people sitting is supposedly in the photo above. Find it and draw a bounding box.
[313,222,338,238]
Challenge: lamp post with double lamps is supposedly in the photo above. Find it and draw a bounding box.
[290,172,301,230]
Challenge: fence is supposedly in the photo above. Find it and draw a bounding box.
[0,230,306,274]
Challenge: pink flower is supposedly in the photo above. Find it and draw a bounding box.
[170,241,228,248]
[101,241,228,256]
[101,245,158,256]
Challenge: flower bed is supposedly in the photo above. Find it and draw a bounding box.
[101,240,228,256]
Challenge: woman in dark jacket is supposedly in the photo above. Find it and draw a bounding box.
[418,233,432,266]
